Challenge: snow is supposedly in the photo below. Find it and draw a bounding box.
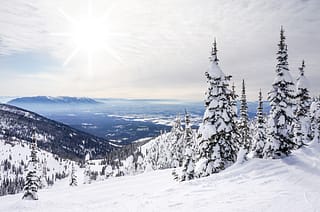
[296,75,310,90]
[133,137,153,143]
[207,61,225,79]
[8,96,100,105]
[198,124,216,140]
[107,114,203,127]
[273,69,294,84]
[278,114,285,125]
[0,140,71,180]
[0,104,37,120]
[1,142,320,211]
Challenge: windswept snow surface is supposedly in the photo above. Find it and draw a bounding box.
[1,143,320,211]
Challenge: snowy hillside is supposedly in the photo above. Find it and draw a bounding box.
[0,139,75,196]
[0,104,116,160]
[0,142,320,211]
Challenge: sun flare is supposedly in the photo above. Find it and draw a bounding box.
[52,0,121,74]
[71,18,107,52]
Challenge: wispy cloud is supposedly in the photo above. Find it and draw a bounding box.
[0,0,319,99]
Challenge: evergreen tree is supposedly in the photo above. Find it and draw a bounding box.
[180,110,195,181]
[22,130,40,200]
[169,116,184,168]
[144,117,184,170]
[264,27,296,158]
[144,136,160,171]
[310,97,320,143]
[135,153,144,173]
[83,153,91,184]
[231,83,238,116]
[40,159,48,189]
[123,155,135,175]
[69,163,78,186]
[293,60,311,147]
[238,79,251,154]
[195,38,239,177]
[204,38,219,108]
[157,132,171,169]
[240,80,249,123]
[251,90,267,158]
[172,169,179,181]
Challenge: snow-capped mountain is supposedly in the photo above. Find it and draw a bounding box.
[8,96,101,105]
[0,104,117,160]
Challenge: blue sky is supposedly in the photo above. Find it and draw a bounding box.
[0,0,319,100]
[0,52,60,74]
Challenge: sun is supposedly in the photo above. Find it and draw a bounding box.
[52,0,121,73]
[71,17,106,52]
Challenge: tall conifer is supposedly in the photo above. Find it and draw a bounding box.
[265,27,296,158]
[196,38,238,177]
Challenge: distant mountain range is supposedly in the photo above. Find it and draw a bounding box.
[3,97,271,145]
[6,96,271,118]
[8,96,101,105]
[0,104,117,160]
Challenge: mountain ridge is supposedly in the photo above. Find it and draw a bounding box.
[8,96,101,105]
[0,104,117,160]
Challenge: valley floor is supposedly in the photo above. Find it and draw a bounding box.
[1,143,320,212]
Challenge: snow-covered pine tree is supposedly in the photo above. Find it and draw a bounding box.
[123,155,135,175]
[83,153,91,184]
[104,165,113,178]
[169,116,184,168]
[144,136,160,171]
[157,135,170,169]
[310,97,320,143]
[231,83,238,116]
[172,169,179,181]
[293,60,311,147]
[22,130,40,200]
[180,110,195,181]
[135,153,144,173]
[240,80,249,123]
[40,159,48,189]
[238,79,251,154]
[144,118,184,171]
[204,38,219,108]
[264,27,296,158]
[251,90,267,158]
[69,163,77,186]
[195,38,239,177]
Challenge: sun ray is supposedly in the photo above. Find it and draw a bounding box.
[101,43,122,63]
[64,46,81,66]
[52,0,124,73]
[58,9,78,25]
[99,1,118,23]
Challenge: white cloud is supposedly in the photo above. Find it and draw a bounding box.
[0,0,319,100]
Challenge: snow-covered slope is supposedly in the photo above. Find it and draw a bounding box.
[0,140,68,177]
[0,139,74,196]
[1,142,320,211]
[0,104,116,160]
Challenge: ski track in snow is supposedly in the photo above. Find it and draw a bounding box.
[1,143,320,211]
